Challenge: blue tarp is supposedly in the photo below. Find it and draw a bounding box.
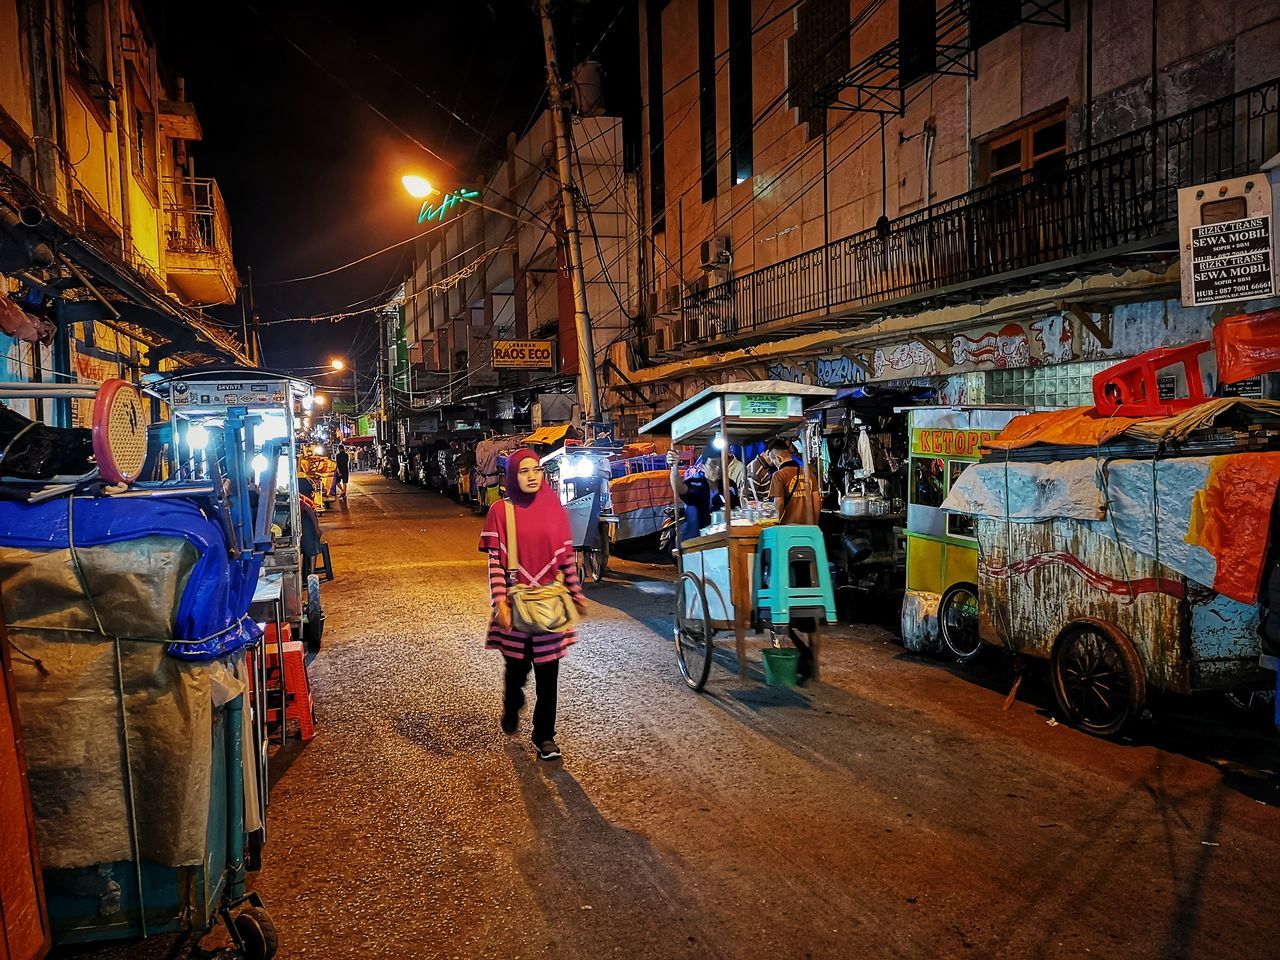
[0,495,262,660]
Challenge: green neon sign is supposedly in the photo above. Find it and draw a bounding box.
[418,188,480,224]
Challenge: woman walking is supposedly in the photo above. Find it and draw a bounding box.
[479,449,586,760]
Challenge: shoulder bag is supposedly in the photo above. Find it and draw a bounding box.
[503,500,579,634]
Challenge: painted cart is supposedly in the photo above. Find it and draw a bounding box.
[540,445,620,583]
[640,382,837,689]
[943,401,1280,735]
[899,406,1026,658]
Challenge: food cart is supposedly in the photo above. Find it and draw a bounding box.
[0,377,279,957]
[899,406,1026,658]
[147,368,314,643]
[942,398,1280,735]
[640,382,837,689]
[540,445,620,582]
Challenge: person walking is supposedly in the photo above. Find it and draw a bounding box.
[479,449,587,761]
[334,442,350,500]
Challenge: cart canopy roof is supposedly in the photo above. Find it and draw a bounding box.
[523,423,573,447]
[639,381,835,443]
[986,397,1280,452]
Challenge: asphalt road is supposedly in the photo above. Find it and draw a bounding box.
[60,472,1280,960]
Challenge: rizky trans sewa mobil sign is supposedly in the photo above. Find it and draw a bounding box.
[493,340,555,369]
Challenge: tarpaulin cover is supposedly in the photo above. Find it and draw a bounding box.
[1215,308,1280,385]
[942,458,1106,521]
[955,452,1280,604]
[609,470,670,541]
[523,424,571,447]
[987,398,1280,450]
[0,535,250,868]
[0,496,261,659]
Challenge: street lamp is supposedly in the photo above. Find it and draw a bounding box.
[401,175,435,199]
[328,357,357,420]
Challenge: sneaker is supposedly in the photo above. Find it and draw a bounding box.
[535,739,562,761]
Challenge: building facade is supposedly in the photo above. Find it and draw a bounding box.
[0,0,245,426]
[616,0,1280,418]
[397,105,639,437]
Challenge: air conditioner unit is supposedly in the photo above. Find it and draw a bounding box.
[648,285,682,315]
[706,267,730,289]
[690,275,709,297]
[699,236,730,270]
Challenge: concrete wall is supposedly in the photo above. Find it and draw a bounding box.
[645,0,1280,295]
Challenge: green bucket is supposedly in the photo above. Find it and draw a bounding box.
[761,647,800,686]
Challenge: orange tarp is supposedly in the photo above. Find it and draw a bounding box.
[987,398,1280,451]
[609,470,671,516]
[1215,308,1280,385]
[1192,452,1280,603]
[984,407,1146,450]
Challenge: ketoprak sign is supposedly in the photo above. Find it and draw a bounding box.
[492,340,555,369]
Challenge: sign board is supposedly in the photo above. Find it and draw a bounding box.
[910,428,1002,458]
[493,340,555,369]
[723,393,804,419]
[1178,176,1276,306]
[1188,216,1274,304]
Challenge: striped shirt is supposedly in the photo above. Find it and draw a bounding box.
[486,540,584,662]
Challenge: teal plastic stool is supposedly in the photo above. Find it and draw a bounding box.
[753,525,837,627]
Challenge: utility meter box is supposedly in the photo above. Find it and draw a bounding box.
[1177,174,1275,307]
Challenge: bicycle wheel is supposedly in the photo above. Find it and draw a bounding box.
[674,572,713,691]
[939,581,983,662]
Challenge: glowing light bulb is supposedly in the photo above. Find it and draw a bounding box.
[402,175,435,199]
[712,435,726,451]
[252,453,269,474]
[187,424,209,450]
[312,444,325,456]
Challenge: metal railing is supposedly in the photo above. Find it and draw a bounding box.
[163,176,233,262]
[685,78,1280,344]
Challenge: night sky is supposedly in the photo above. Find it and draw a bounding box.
[143,0,636,380]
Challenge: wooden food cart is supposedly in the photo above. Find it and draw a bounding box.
[640,382,836,689]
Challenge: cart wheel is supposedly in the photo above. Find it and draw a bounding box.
[234,906,278,960]
[583,534,610,583]
[675,572,713,691]
[938,582,983,663]
[1052,621,1146,737]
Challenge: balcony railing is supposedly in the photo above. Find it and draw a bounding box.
[684,78,1280,345]
[163,176,237,304]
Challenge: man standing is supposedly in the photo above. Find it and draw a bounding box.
[334,443,350,501]
[667,450,738,543]
[765,438,821,525]
[764,437,822,681]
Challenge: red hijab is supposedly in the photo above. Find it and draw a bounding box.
[478,448,574,585]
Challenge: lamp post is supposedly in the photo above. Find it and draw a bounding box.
[330,358,357,432]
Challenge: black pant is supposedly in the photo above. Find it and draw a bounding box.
[504,653,559,744]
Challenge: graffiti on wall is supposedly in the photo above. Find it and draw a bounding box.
[814,355,867,387]
[766,360,811,384]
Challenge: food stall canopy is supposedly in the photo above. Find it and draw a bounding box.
[523,424,572,446]
[639,381,836,445]
[987,397,1280,450]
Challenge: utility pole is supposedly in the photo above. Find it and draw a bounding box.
[538,0,601,428]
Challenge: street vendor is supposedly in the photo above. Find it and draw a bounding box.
[667,450,739,542]
[765,437,821,525]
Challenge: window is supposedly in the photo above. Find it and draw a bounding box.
[128,66,157,194]
[946,461,975,538]
[647,0,667,232]
[787,0,850,138]
[899,0,937,88]
[976,109,1068,185]
[728,0,752,185]
[66,0,111,105]
[910,457,946,508]
[970,0,1021,50]
[698,0,716,201]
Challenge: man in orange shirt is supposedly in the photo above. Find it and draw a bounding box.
[766,438,821,526]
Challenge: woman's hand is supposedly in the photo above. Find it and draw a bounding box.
[495,600,513,631]
[666,450,679,468]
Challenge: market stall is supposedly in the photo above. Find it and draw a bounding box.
[640,382,837,688]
